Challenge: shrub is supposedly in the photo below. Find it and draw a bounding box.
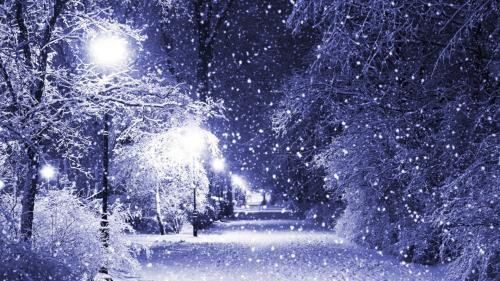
[0,190,139,281]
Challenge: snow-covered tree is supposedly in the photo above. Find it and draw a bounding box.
[0,0,209,279]
[275,1,498,279]
[0,0,198,240]
[157,0,234,101]
[114,124,223,234]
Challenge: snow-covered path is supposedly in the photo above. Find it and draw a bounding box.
[129,219,444,281]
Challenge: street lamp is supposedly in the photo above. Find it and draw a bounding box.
[210,158,226,217]
[89,35,128,67]
[89,32,129,280]
[179,126,206,155]
[231,174,247,190]
[152,126,222,236]
[40,164,56,181]
[211,158,225,172]
[231,174,249,208]
[177,127,206,237]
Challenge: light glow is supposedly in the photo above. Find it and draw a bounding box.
[211,158,225,172]
[180,127,206,158]
[40,164,56,180]
[231,174,248,192]
[0,179,4,190]
[89,35,128,66]
[155,126,210,167]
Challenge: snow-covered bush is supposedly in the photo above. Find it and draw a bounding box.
[0,192,76,281]
[30,189,138,280]
[0,238,76,281]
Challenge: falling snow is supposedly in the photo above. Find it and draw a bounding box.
[0,0,497,281]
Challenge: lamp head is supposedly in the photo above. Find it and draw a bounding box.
[40,164,56,180]
[231,174,248,192]
[180,127,206,158]
[89,34,129,67]
[211,158,225,172]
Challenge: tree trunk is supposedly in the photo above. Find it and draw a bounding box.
[194,0,213,103]
[196,40,213,103]
[17,0,66,242]
[20,147,39,241]
[155,186,165,235]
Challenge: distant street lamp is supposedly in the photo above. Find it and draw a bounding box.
[89,32,129,280]
[210,158,226,217]
[177,127,206,237]
[231,174,250,208]
[231,174,247,191]
[211,158,225,172]
[40,164,56,181]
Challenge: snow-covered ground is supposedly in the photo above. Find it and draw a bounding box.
[126,219,445,281]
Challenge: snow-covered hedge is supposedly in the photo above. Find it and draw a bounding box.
[0,190,138,280]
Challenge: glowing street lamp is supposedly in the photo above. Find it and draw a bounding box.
[231,174,245,188]
[170,126,230,235]
[180,127,206,237]
[89,35,128,67]
[150,126,226,235]
[40,164,56,181]
[211,158,225,172]
[167,126,207,162]
[231,174,249,193]
[89,31,130,280]
[210,158,226,217]
[180,127,206,157]
[231,174,249,208]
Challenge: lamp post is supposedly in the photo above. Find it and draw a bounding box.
[39,163,59,192]
[89,33,129,280]
[231,174,243,207]
[211,158,227,217]
[175,127,207,237]
[193,174,198,237]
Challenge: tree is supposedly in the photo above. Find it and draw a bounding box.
[114,125,222,234]
[0,0,197,242]
[157,0,234,101]
[276,0,498,279]
[191,0,234,101]
[0,0,89,240]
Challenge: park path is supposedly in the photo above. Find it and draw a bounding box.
[125,208,445,281]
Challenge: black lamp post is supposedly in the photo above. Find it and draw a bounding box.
[193,185,198,237]
[89,33,129,281]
